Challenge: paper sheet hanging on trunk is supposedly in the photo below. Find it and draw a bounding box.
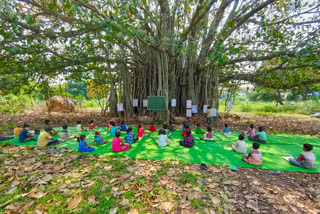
[143,99,148,107]
[227,101,233,109]
[192,105,198,113]
[171,99,176,107]
[210,108,217,117]
[133,99,138,107]
[117,103,124,112]
[186,109,192,117]
[186,100,192,109]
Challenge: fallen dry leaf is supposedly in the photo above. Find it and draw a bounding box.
[67,194,82,208]
[30,191,47,199]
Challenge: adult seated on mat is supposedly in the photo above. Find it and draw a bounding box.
[242,143,262,165]
[44,120,59,136]
[289,143,315,169]
[231,134,247,154]
[112,131,129,152]
[18,124,34,143]
[251,126,267,144]
[180,129,195,147]
[14,121,23,137]
[37,127,61,148]
[200,127,214,141]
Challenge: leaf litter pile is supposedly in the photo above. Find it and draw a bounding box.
[0,144,319,214]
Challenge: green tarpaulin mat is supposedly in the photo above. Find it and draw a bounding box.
[2,127,320,173]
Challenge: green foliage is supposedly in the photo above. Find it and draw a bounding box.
[0,94,31,114]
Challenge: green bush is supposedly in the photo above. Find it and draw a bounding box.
[239,104,253,112]
[84,100,98,108]
[0,95,30,114]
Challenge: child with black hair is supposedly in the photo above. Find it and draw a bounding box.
[182,124,190,137]
[223,123,231,135]
[206,106,212,125]
[231,134,247,154]
[242,143,262,165]
[94,131,108,146]
[157,129,171,147]
[252,126,267,143]
[169,120,176,132]
[78,135,95,152]
[125,127,138,145]
[149,122,157,132]
[201,127,214,140]
[37,127,61,147]
[61,125,78,141]
[76,121,88,132]
[112,131,129,152]
[18,124,34,142]
[34,129,40,142]
[247,124,256,141]
[163,124,171,136]
[110,121,119,136]
[89,120,98,130]
[289,144,315,169]
[120,121,128,131]
[45,120,59,136]
[194,123,204,134]
[137,123,148,137]
[180,129,195,147]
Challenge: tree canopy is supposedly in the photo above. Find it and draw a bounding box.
[0,0,319,117]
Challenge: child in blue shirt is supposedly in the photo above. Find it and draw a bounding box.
[78,135,95,153]
[18,124,34,142]
[223,123,231,135]
[94,131,108,146]
[110,121,119,136]
[120,121,128,131]
[125,127,138,146]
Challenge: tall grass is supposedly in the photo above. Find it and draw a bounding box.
[235,101,320,115]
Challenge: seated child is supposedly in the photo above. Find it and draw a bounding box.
[110,121,119,137]
[194,123,204,134]
[120,121,128,131]
[149,123,157,132]
[45,120,59,136]
[247,124,256,141]
[157,129,171,147]
[231,134,247,154]
[242,143,262,165]
[78,134,95,153]
[34,129,40,142]
[125,127,138,145]
[289,143,315,169]
[60,125,77,141]
[37,127,61,148]
[88,120,98,130]
[163,124,171,136]
[223,123,231,135]
[107,121,113,132]
[18,124,34,142]
[180,129,195,147]
[252,126,267,143]
[112,131,129,152]
[137,123,148,137]
[169,120,176,132]
[14,121,23,137]
[94,131,108,146]
[76,121,88,132]
[182,124,190,137]
[201,127,214,140]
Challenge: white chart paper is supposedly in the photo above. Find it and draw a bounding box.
[210,108,217,117]
[117,103,124,112]
[186,109,192,117]
[143,99,148,107]
[133,99,138,107]
[203,105,209,113]
[192,105,198,113]
[227,101,233,109]
[171,99,176,107]
[186,100,192,108]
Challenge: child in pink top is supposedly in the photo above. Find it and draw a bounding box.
[112,131,129,152]
[137,123,148,137]
[242,143,262,165]
[201,127,214,140]
[247,124,256,141]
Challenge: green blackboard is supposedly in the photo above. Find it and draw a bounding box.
[147,96,167,110]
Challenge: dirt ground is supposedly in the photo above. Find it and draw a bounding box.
[1,110,319,136]
[0,144,319,214]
